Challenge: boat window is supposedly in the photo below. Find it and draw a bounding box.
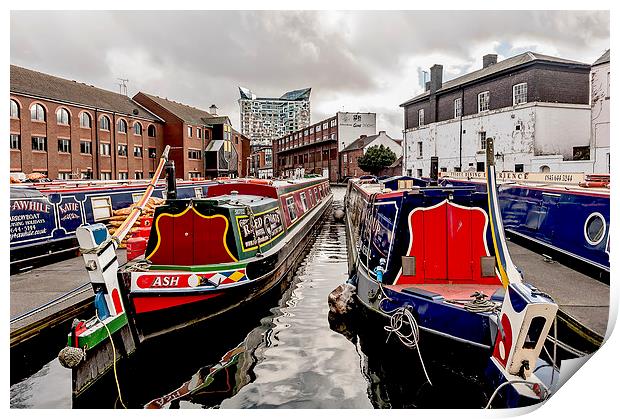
[314,188,319,202]
[132,193,142,203]
[91,196,112,221]
[286,196,297,221]
[523,316,547,349]
[300,192,308,211]
[584,212,606,246]
[194,187,203,199]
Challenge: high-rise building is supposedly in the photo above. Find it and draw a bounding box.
[238,86,311,147]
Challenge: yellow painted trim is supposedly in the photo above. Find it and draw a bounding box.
[146,206,238,262]
[235,207,286,252]
[487,185,509,289]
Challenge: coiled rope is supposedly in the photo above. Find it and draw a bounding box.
[378,284,432,386]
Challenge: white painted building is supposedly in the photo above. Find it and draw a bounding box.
[404,102,592,176]
[400,52,593,177]
[591,50,610,174]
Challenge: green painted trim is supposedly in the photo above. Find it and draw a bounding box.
[149,262,248,272]
[66,313,128,350]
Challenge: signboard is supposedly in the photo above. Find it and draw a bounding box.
[439,171,586,185]
[10,198,56,244]
[236,207,284,252]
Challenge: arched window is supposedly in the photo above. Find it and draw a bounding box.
[99,115,110,131]
[133,122,142,135]
[30,103,46,121]
[147,124,156,137]
[540,165,550,173]
[56,108,70,125]
[117,119,127,133]
[10,99,20,118]
[80,112,91,128]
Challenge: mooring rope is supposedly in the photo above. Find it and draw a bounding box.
[11,283,91,324]
[484,379,549,409]
[96,313,127,409]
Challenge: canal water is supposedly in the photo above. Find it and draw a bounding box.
[9,187,522,408]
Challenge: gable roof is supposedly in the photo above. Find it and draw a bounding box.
[10,65,161,121]
[593,49,610,66]
[137,92,217,125]
[342,134,380,152]
[400,51,589,107]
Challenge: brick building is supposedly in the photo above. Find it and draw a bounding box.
[133,93,244,179]
[232,128,251,177]
[272,112,376,182]
[340,131,402,178]
[248,146,273,179]
[10,65,165,180]
[400,52,592,176]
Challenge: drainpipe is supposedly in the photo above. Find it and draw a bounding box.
[112,112,117,179]
[458,88,464,171]
[94,108,99,179]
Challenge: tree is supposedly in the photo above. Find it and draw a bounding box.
[357,145,397,176]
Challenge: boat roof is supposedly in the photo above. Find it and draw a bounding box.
[203,193,277,209]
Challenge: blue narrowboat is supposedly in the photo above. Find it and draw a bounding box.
[438,173,610,275]
[10,179,216,266]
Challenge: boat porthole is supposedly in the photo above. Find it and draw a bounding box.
[584,212,606,246]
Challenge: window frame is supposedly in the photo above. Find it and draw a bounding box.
[479,131,487,151]
[133,122,143,136]
[147,124,156,137]
[478,91,490,113]
[117,144,128,157]
[80,140,92,155]
[30,103,46,122]
[100,142,111,156]
[133,145,143,158]
[10,99,20,119]
[454,98,462,118]
[31,136,47,152]
[79,112,91,129]
[99,116,111,131]
[117,119,128,134]
[418,109,424,126]
[56,108,70,125]
[58,138,71,154]
[513,83,528,106]
[10,133,21,150]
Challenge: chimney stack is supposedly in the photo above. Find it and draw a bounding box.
[430,64,443,94]
[483,54,498,68]
[209,104,218,116]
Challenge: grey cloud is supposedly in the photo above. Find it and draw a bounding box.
[10,10,609,139]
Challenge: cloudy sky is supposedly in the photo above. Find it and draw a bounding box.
[10,10,609,138]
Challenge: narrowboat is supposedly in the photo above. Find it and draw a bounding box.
[342,143,559,408]
[59,146,333,398]
[10,178,215,267]
[438,172,610,276]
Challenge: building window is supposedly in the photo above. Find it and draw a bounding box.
[416,169,423,177]
[187,126,193,137]
[478,91,490,112]
[188,172,201,179]
[515,164,524,172]
[30,104,46,122]
[418,109,424,126]
[315,125,321,133]
[204,130,209,140]
[135,171,144,179]
[81,170,93,180]
[56,108,70,125]
[117,144,128,157]
[80,112,91,128]
[454,98,462,118]
[134,122,142,135]
[100,172,112,180]
[148,171,155,178]
[147,124,156,137]
[117,119,127,133]
[31,136,47,151]
[10,134,21,150]
[10,99,20,118]
[100,116,110,131]
[100,143,111,156]
[57,172,72,180]
[479,131,487,150]
[58,138,71,153]
[80,141,92,155]
[330,118,337,127]
[133,145,143,157]
[197,129,202,139]
[342,152,348,165]
[322,122,328,130]
[477,162,485,172]
[513,83,527,105]
[304,129,308,136]
[417,141,423,157]
[118,172,128,180]
[148,147,157,158]
[188,149,201,160]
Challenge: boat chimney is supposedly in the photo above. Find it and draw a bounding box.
[165,160,177,200]
[430,156,439,185]
[486,137,495,167]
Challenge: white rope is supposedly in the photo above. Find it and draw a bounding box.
[383,304,432,386]
[484,379,549,409]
